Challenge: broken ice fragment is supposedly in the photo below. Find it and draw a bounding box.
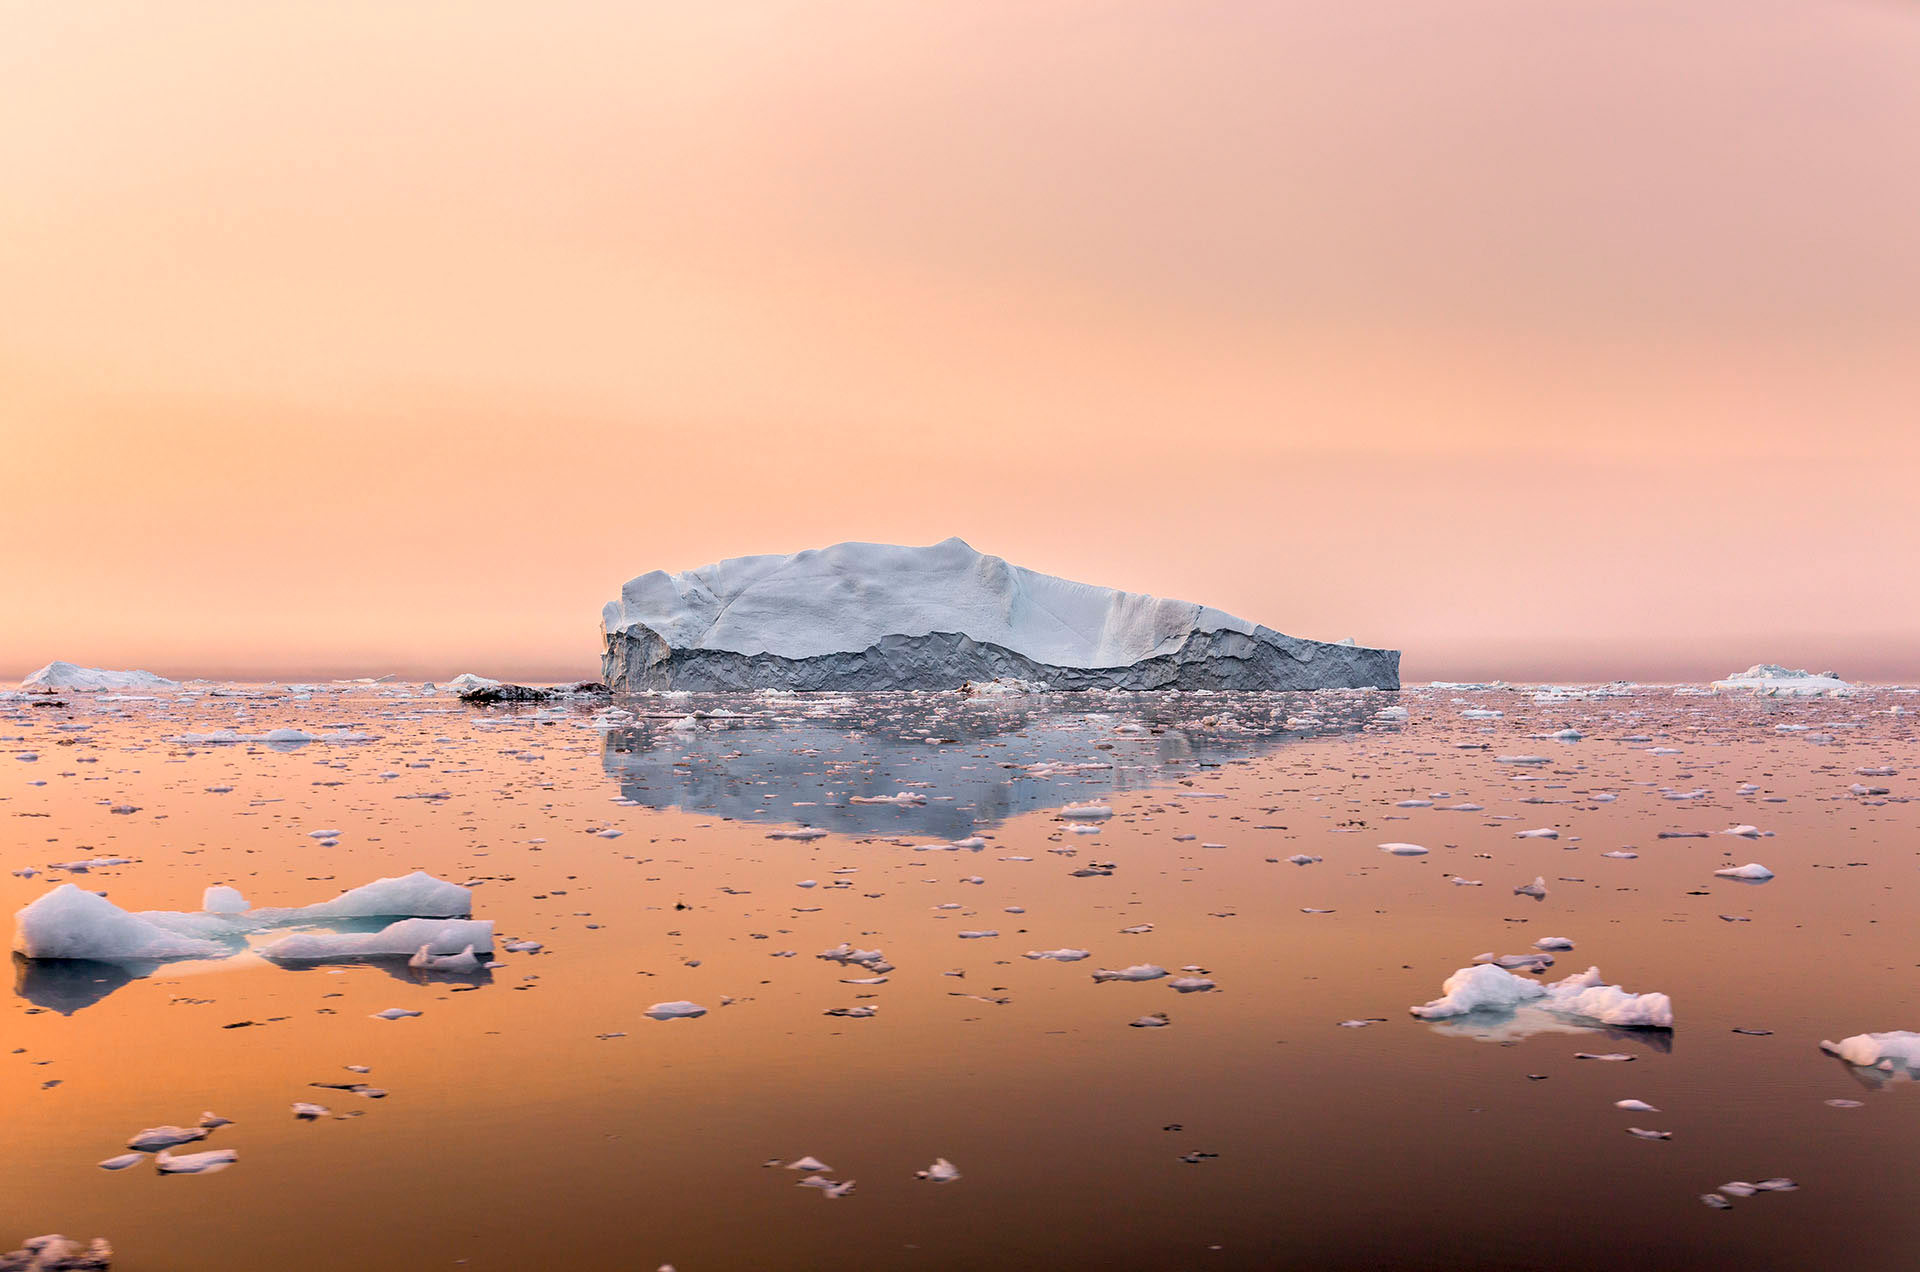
[644,1001,707,1020]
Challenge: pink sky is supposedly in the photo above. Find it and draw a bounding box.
[3,0,1916,683]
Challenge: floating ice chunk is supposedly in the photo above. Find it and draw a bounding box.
[1533,937,1575,950]
[645,1001,708,1020]
[769,828,829,841]
[1514,877,1548,899]
[1058,803,1113,820]
[154,1148,237,1174]
[916,1158,960,1182]
[1410,964,1547,1019]
[97,1153,144,1171]
[1169,977,1216,993]
[1474,952,1555,971]
[263,918,492,962]
[1379,843,1428,856]
[408,944,483,973]
[127,1126,208,1151]
[1515,828,1559,840]
[198,1112,232,1129]
[1411,964,1672,1028]
[1713,863,1774,881]
[1023,949,1090,961]
[444,673,503,695]
[786,1157,831,1172]
[1496,756,1550,766]
[292,1102,328,1121]
[1615,1099,1659,1112]
[201,885,248,915]
[14,886,229,961]
[1092,964,1168,983]
[1626,1127,1671,1140]
[1286,854,1322,866]
[1820,1032,1920,1069]
[1701,1193,1733,1210]
[1721,825,1766,839]
[1601,850,1639,860]
[956,930,998,940]
[1448,877,1483,887]
[370,1008,422,1021]
[1129,1013,1171,1028]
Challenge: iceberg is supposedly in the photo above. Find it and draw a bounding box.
[1711,665,1854,697]
[19,662,178,692]
[600,539,1399,692]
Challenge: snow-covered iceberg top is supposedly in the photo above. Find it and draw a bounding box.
[601,538,1399,692]
[19,662,179,692]
[1411,963,1673,1029]
[1711,664,1854,697]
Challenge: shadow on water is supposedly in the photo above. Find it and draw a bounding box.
[13,952,156,1015]
[600,690,1392,839]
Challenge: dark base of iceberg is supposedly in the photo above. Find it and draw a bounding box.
[603,627,1400,693]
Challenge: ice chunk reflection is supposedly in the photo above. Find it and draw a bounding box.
[600,691,1388,839]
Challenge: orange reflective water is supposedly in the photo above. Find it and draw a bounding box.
[4,683,1918,1270]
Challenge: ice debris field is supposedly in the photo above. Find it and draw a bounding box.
[3,665,1918,1271]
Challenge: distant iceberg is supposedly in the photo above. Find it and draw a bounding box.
[19,662,179,692]
[600,539,1400,692]
[1711,664,1854,697]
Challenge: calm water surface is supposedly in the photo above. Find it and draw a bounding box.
[3,682,1917,1270]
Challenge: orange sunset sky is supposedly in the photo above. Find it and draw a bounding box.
[3,0,1916,683]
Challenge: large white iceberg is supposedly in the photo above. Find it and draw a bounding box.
[1711,665,1854,697]
[1411,963,1673,1028]
[600,539,1399,692]
[19,662,179,692]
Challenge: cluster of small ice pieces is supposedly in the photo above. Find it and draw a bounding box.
[771,1153,960,1201]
